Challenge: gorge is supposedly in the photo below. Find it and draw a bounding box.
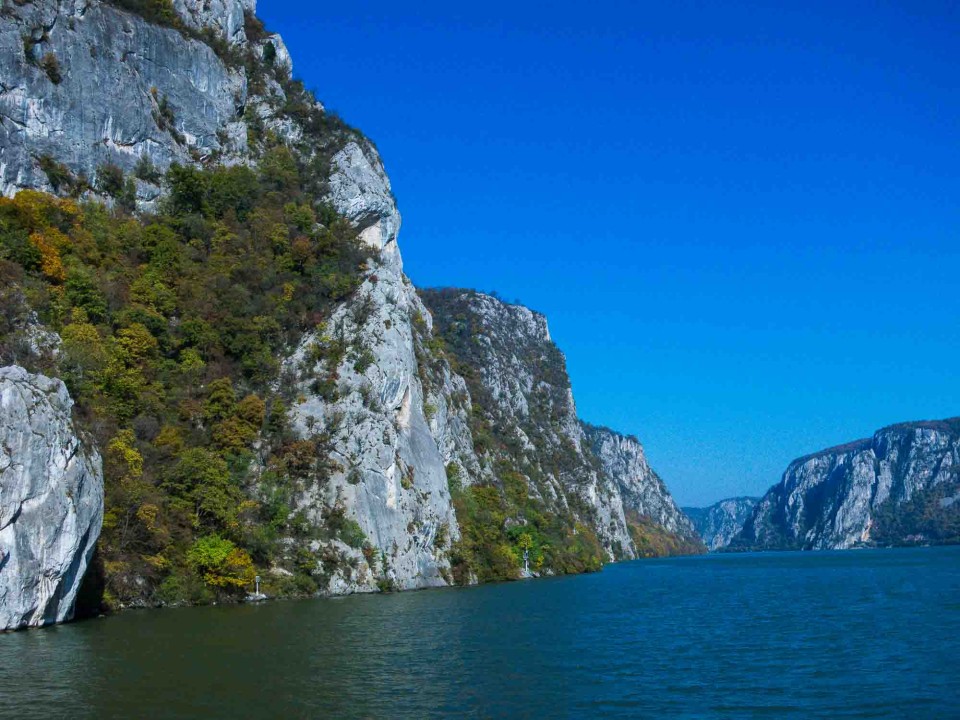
[0,0,703,630]
[0,0,957,635]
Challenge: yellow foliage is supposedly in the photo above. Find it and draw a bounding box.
[29,231,66,282]
[236,394,266,427]
[61,320,107,369]
[103,559,128,577]
[142,553,171,571]
[114,323,159,364]
[154,425,184,453]
[2,190,80,232]
[108,429,144,483]
[102,507,121,531]
[136,503,161,532]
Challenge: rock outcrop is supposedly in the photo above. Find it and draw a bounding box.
[0,0,701,609]
[684,497,758,550]
[584,423,701,546]
[0,0,249,204]
[733,419,960,550]
[281,141,461,593]
[0,366,103,631]
[420,289,703,561]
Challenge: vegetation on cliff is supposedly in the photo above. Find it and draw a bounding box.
[0,150,373,608]
[419,289,625,581]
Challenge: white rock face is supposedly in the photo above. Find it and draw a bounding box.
[737,420,960,550]
[684,497,758,550]
[0,366,103,631]
[283,140,460,592]
[0,0,248,202]
[172,0,249,44]
[584,424,702,544]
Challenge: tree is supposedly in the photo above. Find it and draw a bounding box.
[186,535,255,592]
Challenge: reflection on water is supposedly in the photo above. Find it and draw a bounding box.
[2,547,959,719]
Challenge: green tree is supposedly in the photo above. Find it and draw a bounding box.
[186,535,256,591]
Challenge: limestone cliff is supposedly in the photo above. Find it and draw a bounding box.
[733,419,960,550]
[584,424,703,555]
[0,0,699,610]
[684,497,758,551]
[0,0,458,597]
[0,366,103,631]
[281,144,461,593]
[420,289,703,562]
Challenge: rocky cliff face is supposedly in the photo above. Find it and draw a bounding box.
[420,290,702,562]
[0,0,698,610]
[280,144,461,593]
[1,0,459,596]
[0,366,103,631]
[733,419,960,550]
[584,424,703,554]
[684,497,758,551]
[0,0,250,203]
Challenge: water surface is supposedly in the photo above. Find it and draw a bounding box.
[2,547,958,718]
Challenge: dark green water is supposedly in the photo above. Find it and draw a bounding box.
[2,547,958,719]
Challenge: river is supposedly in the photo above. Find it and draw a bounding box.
[1,547,958,718]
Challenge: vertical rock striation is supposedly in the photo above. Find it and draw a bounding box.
[684,497,758,550]
[584,424,703,554]
[282,139,461,592]
[0,366,103,631]
[733,419,960,550]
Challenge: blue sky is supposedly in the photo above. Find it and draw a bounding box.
[259,1,960,506]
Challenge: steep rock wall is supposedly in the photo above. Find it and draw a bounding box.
[0,366,103,630]
[0,0,248,202]
[282,141,461,592]
[684,497,758,551]
[734,420,960,550]
[421,289,702,561]
[584,423,703,554]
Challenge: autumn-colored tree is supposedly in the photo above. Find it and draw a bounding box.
[187,535,255,592]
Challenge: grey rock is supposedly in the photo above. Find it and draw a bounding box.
[171,0,249,44]
[283,139,460,593]
[735,419,960,550]
[0,0,248,201]
[0,365,103,631]
[684,497,758,550]
[585,423,702,546]
[421,289,702,561]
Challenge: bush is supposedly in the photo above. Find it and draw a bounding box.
[40,53,62,84]
[0,154,373,607]
[135,155,162,184]
[186,535,256,592]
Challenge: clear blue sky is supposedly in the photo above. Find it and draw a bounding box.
[259,0,960,506]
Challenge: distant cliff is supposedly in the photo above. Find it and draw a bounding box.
[419,289,704,574]
[732,419,960,550]
[685,497,758,551]
[583,424,703,556]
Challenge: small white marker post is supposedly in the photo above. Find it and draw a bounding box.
[255,575,261,596]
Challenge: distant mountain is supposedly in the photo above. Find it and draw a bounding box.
[731,419,960,550]
[684,497,759,551]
